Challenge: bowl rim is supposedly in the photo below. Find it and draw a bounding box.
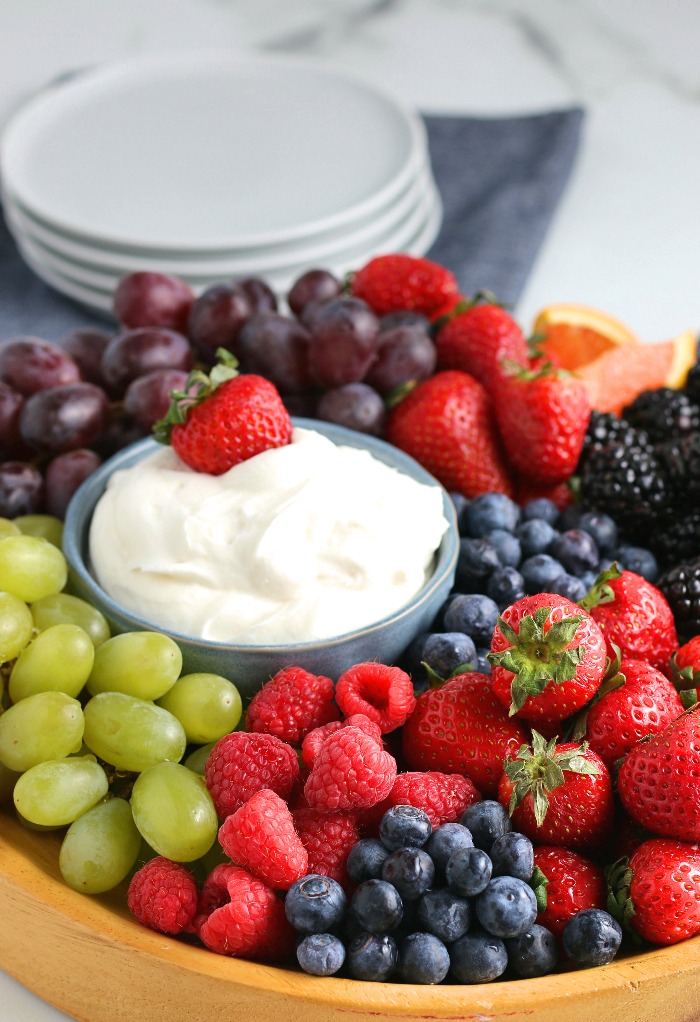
[62,418,459,653]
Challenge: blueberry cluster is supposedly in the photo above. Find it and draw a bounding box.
[284,802,622,983]
[404,491,659,685]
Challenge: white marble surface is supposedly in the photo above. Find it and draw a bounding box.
[1,0,699,1017]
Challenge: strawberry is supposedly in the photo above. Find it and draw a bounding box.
[493,362,591,486]
[401,671,528,797]
[153,350,292,475]
[217,789,308,890]
[617,703,700,843]
[489,593,607,729]
[668,634,700,708]
[581,565,679,671]
[434,297,529,391]
[385,369,514,498]
[349,253,459,317]
[608,838,700,945]
[532,845,607,939]
[498,732,615,855]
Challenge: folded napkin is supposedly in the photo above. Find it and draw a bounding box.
[0,107,584,341]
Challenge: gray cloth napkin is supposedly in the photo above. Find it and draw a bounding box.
[0,107,584,341]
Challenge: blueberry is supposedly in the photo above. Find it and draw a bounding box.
[520,553,566,594]
[561,908,622,967]
[449,491,470,529]
[379,805,432,851]
[285,874,347,934]
[505,924,559,978]
[579,570,597,591]
[463,493,521,536]
[515,518,558,557]
[484,528,522,567]
[445,845,493,897]
[549,529,600,576]
[351,880,403,934]
[475,875,538,938]
[426,822,474,875]
[346,932,398,981]
[474,648,492,674]
[557,504,585,531]
[486,565,526,609]
[548,572,588,602]
[457,537,500,589]
[521,498,560,525]
[461,800,512,850]
[417,887,472,943]
[442,592,499,646]
[420,631,477,679]
[398,932,451,984]
[347,839,390,885]
[489,831,534,881]
[381,847,435,901]
[615,544,658,582]
[296,933,346,976]
[449,929,508,983]
[577,511,618,556]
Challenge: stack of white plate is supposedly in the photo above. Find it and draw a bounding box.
[0,52,442,318]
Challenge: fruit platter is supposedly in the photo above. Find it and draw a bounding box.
[2,255,700,1022]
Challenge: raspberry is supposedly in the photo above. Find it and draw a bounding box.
[196,863,295,960]
[245,666,340,744]
[218,789,308,890]
[335,662,416,734]
[304,724,397,811]
[301,713,383,769]
[388,771,482,829]
[205,731,299,819]
[293,808,361,889]
[127,856,198,935]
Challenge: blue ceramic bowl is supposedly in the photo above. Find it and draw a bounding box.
[63,419,458,700]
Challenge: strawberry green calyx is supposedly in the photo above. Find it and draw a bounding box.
[605,857,638,937]
[578,563,623,613]
[153,348,239,445]
[422,660,476,690]
[529,864,549,913]
[488,606,585,715]
[504,730,601,827]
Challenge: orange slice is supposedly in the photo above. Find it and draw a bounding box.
[573,328,698,415]
[532,302,639,370]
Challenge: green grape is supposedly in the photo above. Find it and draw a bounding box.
[13,755,109,826]
[0,518,21,539]
[83,692,187,772]
[0,690,84,772]
[130,761,218,862]
[59,796,142,893]
[183,742,215,775]
[14,514,64,548]
[156,672,242,744]
[0,760,21,803]
[31,592,111,648]
[0,591,34,663]
[9,623,95,701]
[86,631,183,701]
[0,534,67,602]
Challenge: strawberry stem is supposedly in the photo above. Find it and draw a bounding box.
[579,563,623,613]
[504,731,600,827]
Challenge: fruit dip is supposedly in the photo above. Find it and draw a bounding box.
[88,426,449,644]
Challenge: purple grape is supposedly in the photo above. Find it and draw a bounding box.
[45,448,103,518]
[237,312,311,394]
[232,276,278,313]
[19,382,111,454]
[94,417,149,459]
[100,327,194,395]
[123,368,190,430]
[59,327,113,386]
[187,283,253,362]
[307,297,380,388]
[364,325,437,395]
[113,271,194,334]
[0,461,44,517]
[0,337,81,395]
[379,310,431,332]
[287,269,343,318]
[0,382,30,459]
[282,392,318,418]
[316,382,386,436]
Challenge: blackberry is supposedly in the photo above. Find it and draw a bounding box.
[675,432,700,503]
[577,411,650,474]
[578,442,668,541]
[683,357,700,402]
[651,510,700,570]
[622,387,700,443]
[658,556,700,643]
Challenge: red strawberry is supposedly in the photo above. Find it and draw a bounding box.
[668,634,700,707]
[617,703,700,843]
[385,370,514,498]
[334,662,415,734]
[532,845,606,938]
[401,671,528,797]
[608,838,700,945]
[154,351,292,474]
[434,298,529,391]
[498,732,615,855]
[350,253,459,317]
[489,593,607,729]
[244,666,340,744]
[217,789,308,890]
[581,565,679,671]
[304,724,397,811]
[292,808,360,889]
[387,770,481,829]
[493,363,591,486]
[195,863,295,959]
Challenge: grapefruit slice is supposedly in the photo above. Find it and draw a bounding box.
[532,302,639,370]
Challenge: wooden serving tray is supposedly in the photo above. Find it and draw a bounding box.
[2,804,700,1022]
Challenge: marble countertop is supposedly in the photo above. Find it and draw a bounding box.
[1,0,699,1018]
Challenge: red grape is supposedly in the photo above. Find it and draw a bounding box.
[316,382,386,436]
[0,461,44,517]
[379,310,431,332]
[0,382,30,459]
[187,283,252,363]
[123,368,190,430]
[94,417,149,460]
[307,296,379,388]
[233,276,278,313]
[19,382,111,454]
[287,269,342,318]
[45,449,103,518]
[113,271,194,333]
[100,327,194,394]
[237,312,311,394]
[0,337,81,395]
[363,325,437,395]
[59,327,113,385]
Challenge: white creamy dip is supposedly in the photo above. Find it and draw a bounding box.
[88,427,448,644]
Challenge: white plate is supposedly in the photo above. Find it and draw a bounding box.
[0,52,426,251]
